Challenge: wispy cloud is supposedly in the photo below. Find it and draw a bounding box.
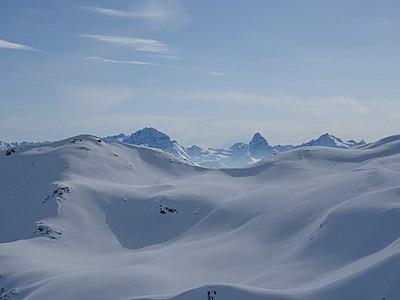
[83,7,134,17]
[157,54,181,60]
[82,6,170,22]
[0,38,39,52]
[85,56,157,66]
[80,34,172,54]
[208,71,228,76]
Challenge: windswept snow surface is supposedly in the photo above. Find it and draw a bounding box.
[1,134,400,300]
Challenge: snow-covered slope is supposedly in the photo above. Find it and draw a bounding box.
[105,128,364,168]
[1,134,400,300]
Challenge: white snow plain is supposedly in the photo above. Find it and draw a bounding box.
[1,134,400,300]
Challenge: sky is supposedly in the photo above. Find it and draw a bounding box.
[1,0,400,147]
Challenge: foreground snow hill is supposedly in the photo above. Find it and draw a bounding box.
[1,134,400,300]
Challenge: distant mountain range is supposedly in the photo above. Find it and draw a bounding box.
[1,128,365,168]
[104,127,365,168]
[0,140,49,151]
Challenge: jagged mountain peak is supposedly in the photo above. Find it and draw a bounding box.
[130,127,170,140]
[230,142,247,150]
[346,139,366,147]
[104,133,127,142]
[318,132,345,143]
[123,127,174,151]
[320,132,341,139]
[249,132,269,148]
[248,132,273,158]
[304,133,367,149]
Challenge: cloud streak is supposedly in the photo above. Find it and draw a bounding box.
[0,38,39,52]
[157,54,181,60]
[208,71,228,76]
[80,34,172,54]
[82,6,170,22]
[85,56,157,66]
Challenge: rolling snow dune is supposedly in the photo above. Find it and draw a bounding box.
[1,134,400,299]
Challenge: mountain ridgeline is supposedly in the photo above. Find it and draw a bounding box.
[105,128,365,168]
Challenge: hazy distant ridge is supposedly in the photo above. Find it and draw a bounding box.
[105,127,365,168]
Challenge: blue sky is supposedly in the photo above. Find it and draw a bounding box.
[1,0,399,147]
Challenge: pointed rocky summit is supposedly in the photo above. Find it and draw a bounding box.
[123,127,174,151]
[248,132,274,158]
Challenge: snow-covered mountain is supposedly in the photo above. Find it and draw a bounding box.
[122,127,191,160]
[298,133,366,149]
[248,132,274,158]
[1,134,400,300]
[106,128,365,168]
[123,127,175,151]
[104,133,127,142]
[184,133,276,168]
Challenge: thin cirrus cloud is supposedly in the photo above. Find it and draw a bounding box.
[79,34,172,54]
[82,6,170,22]
[85,56,158,66]
[208,71,228,76]
[157,54,181,60]
[0,38,40,52]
